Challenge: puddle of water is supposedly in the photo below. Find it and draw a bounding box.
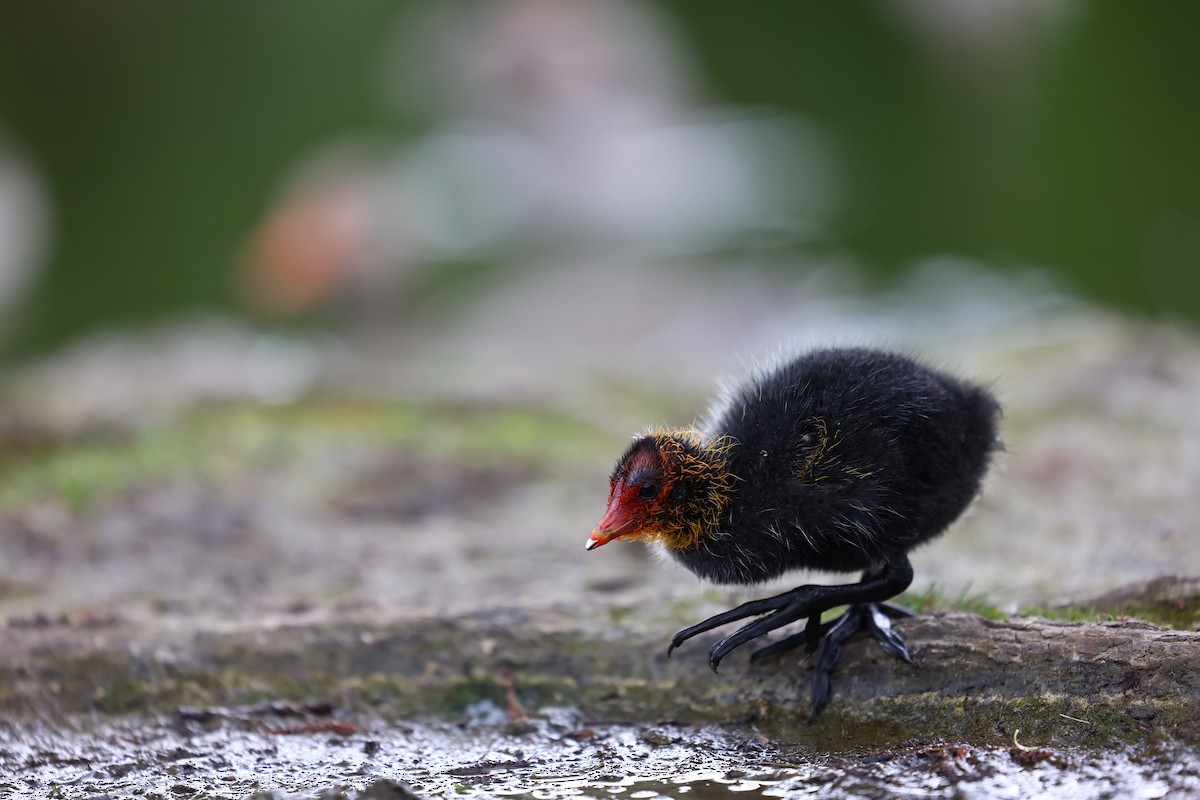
[0,708,1196,799]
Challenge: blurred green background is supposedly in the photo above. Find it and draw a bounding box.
[1,0,1198,360]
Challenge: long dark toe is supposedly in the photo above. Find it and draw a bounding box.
[707,603,812,670]
[750,615,838,664]
[807,611,861,722]
[804,613,827,654]
[865,604,915,664]
[749,630,808,663]
[667,591,809,657]
[668,623,709,657]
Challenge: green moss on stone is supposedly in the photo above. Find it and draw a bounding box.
[1025,598,1200,631]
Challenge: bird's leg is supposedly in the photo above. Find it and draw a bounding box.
[668,555,915,675]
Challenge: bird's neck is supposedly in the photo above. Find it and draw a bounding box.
[650,428,738,552]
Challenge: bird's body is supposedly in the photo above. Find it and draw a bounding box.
[586,346,1000,719]
[674,347,999,583]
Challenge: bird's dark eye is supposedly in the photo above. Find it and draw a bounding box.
[638,480,660,500]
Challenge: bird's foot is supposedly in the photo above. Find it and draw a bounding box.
[746,603,915,722]
[666,559,916,719]
[747,601,913,662]
[668,585,831,672]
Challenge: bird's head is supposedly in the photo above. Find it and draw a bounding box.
[586,429,737,553]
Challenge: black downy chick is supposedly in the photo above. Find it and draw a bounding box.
[586,347,1001,719]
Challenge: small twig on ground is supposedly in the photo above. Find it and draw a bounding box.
[498,666,528,723]
[268,720,357,736]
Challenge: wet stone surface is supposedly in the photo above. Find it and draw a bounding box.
[3,710,1198,799]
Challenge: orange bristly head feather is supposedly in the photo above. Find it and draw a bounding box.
[586,428,738,552]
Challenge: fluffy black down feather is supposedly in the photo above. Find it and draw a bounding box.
[670,347,1000,585]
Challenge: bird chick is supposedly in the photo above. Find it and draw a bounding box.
[586,346,1001,720]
